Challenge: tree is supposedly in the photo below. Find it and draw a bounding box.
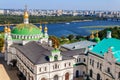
[67,34,75,41]
[49,36,60,48]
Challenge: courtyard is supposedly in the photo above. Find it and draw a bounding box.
[0,53,19,80]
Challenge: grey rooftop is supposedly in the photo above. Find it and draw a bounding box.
[62,40,96,50]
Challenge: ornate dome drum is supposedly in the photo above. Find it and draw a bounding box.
[11,24,43,40]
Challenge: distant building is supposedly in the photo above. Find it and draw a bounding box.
[0,9,4,14]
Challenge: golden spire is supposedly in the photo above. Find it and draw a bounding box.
[90,32,94,39]
[4,25,8,33]
[44,25,48,32]
[24,5,29,19]
[96,31,99,37]
[39,22,42,31]
[7,22,11,33]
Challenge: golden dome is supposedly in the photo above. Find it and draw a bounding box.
[90,32,94,39]
[4,26,8,33]
[7,27,11,33]
[24,11,29,19]
[44,26,48,32]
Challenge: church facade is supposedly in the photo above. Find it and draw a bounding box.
[3,6,120,80]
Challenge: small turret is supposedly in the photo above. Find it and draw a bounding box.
[39,24,42,31]
[90,32,94,40]
[7,23,11,33]
[94,31,100,43]
[4,26,8,33]
[7,27,11,33]
[44,26,48,33]
[106,31,112,38]
[96,31,99,37]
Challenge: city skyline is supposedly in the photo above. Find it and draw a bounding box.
[0,0,120,11]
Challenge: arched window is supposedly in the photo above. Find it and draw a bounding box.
[69,62,71,66]
[97,73,101,80]
[107,67,110,73]
[76,70,79,78]
[65,72,69,80]
[41,78,46,80]
[64,63,66,67]
[90,69,93,78]
[90,59,92,64]
[44,67,47,71]
[118,72,120,78]
[39,68,41,72]
[77,59,79,62]
[92,60,94,67]
[55,64,57,69]
[97,62,99,68]
[100,63,102,70]
[54,75,58,80]
[79,58,81,62]
[84,58,86,62]
[54,55,58,61]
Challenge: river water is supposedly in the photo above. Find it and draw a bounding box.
[1,20,120,37]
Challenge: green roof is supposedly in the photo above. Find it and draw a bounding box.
[51,49,60,53]
[91,38,120,62]
[11,24,41,35]
[94,37,100,43]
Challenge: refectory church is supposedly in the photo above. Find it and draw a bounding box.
[3,6,120,80]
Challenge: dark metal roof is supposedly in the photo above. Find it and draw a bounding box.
[12,41,75,65]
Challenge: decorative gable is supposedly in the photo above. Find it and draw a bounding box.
[49,49,62,62]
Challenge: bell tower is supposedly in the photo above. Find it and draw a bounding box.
[24,5,29,24]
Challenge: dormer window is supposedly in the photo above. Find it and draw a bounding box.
[54,55,58,61]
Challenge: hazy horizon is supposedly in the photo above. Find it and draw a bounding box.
[0,0,120,11]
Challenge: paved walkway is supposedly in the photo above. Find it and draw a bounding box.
[0,54,19,80]
[0,64,10,80]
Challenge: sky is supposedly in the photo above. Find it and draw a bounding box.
[0,0,120,10]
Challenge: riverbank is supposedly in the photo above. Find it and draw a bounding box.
[0,20,93,26]
[0,14,105,24]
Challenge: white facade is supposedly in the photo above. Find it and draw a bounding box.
[5,37,120,80]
